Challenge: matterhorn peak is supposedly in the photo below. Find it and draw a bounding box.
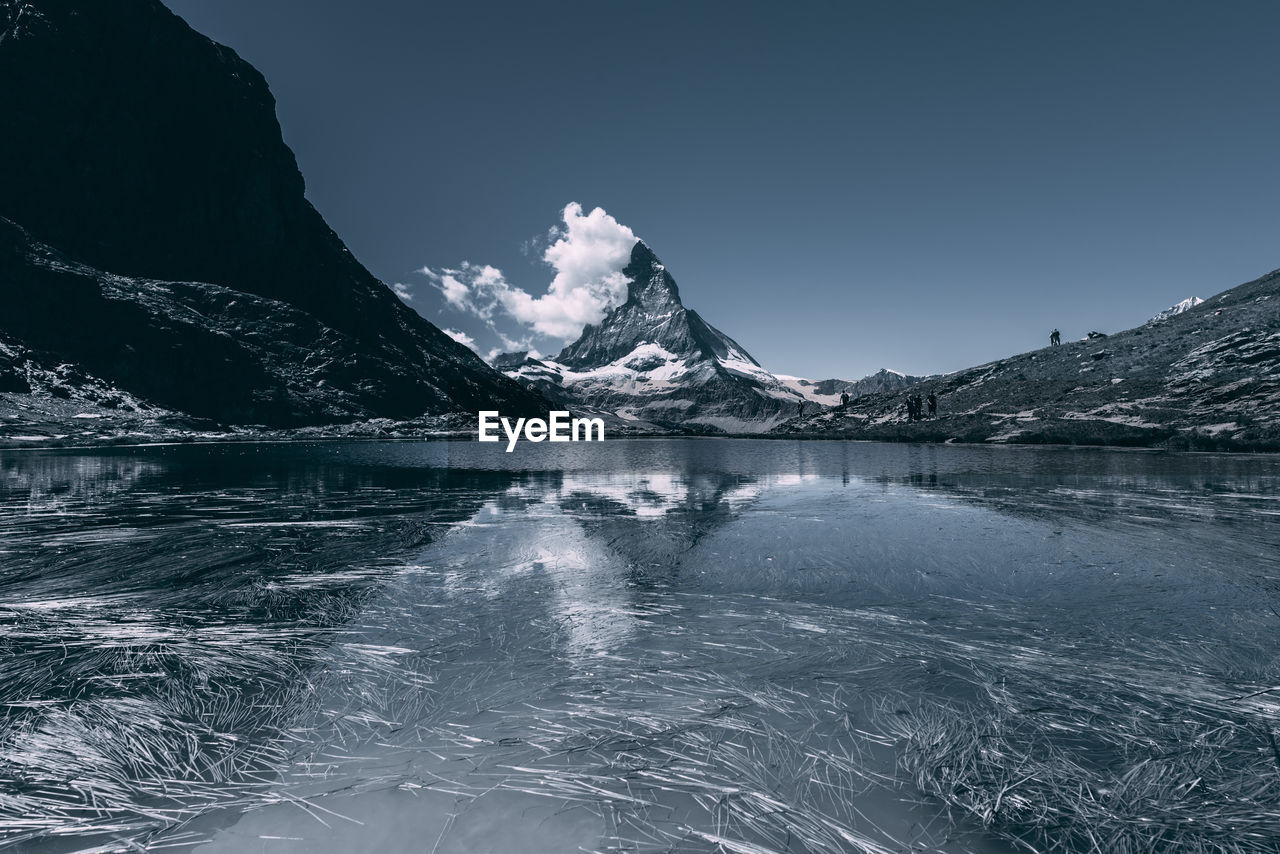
[622,241,682,309]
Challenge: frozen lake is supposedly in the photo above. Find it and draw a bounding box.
[1,439,1279,853]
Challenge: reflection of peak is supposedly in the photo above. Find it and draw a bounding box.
[547,471,764,519]
[545,472,768,572]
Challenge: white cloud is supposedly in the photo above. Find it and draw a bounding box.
[420,265,475,313]
[420,202,638,345]
[521,202,637,337]
[390,281,414,302]
[441,328,477,351]
[495,330,534,354]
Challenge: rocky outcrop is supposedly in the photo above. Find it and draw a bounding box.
[0,0,543,427]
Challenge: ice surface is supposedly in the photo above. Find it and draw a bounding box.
[1,441,1279,852]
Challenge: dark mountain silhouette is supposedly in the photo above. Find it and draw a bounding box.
[0,0,542,427]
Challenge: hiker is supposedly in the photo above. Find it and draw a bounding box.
[1050,328,1060,347]
[927,392,937,418]
[913,394,923,421]
[904,395,914,420]
[797,400,804,418]
[840,391,850,408]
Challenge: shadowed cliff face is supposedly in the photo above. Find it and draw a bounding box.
[0,0,544,426]
[1,0,359,326]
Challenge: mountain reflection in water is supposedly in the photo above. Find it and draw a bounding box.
[1,440,1278,853]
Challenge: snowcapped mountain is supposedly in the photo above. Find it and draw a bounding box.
[1149,297,1205,323]
[498,242,822,432]
[496,242,915,433]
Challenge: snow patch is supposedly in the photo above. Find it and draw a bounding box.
[1149,296,1204,324]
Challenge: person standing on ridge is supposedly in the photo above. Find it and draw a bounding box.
[840,391,850,408]
[1050,329,1060,347]
[927,392,937,418]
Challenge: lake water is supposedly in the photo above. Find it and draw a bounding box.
[1,439,1278,853]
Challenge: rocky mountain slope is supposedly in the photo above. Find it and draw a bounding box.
[0,0,542,429]
[498,242,826,432]
[775,268,1280,450]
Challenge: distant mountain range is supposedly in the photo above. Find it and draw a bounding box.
[773,370,925,406]
[0,0,541,430]
[1149,297,1205,324]
[494,242,921,433]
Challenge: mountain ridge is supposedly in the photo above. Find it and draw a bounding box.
[0,0,544,428]
[775,267,1280,450]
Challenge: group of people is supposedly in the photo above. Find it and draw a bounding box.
[801,388,938,422]
[905,392,937,420]
[1049,328,1061,346]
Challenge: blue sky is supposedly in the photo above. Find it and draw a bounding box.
[165,0,1279,379]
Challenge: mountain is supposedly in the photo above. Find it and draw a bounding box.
[498,242,820,432]
[0,0,542,428]
[1149,297,1205,324]
[775,272,1280,450]
[774,369,924,406]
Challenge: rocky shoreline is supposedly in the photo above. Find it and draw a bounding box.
[5,403,1277,453]
[759,416,1279,452]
